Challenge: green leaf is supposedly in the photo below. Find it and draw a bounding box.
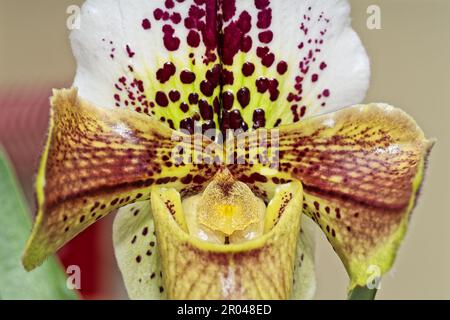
[348,286,378,300]
[0,147,78,300]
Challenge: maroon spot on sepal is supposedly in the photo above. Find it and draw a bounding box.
[155,91,169,107]
[242,62,255,77]
[222,91,234,110]
[169,90,181,102]
[180,70,196,84]
[188,93,199,105]
[126,45,135,58]
[252,109,266,129]
[187,30,200,47]
[156,62,176,84]
[258,30,273,44]
[237,87,250,108]
[200,80,215,97]
[180,118,195,134]
[277,61,288,75]
[199,99,213,120]
[162,24,180,51]
[142,19,151,30]
[180,102,189,113]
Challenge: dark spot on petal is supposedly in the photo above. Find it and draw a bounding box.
[142,19,151,30]
[237,87,250,108]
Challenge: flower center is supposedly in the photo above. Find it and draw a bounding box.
[182,168,266,244]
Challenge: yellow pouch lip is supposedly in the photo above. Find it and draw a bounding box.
[150,180,305,299]
[150,181,303,254]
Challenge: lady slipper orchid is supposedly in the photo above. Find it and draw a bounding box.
[22,0,432,300]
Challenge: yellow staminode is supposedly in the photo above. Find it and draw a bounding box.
[196,169,264,237]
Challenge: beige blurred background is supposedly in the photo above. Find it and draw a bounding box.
[0,0,449,299]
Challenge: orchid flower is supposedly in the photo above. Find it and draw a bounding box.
[22,0,432,300]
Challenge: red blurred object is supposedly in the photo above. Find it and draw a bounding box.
[58,219,104,299]
[0,84,119,299]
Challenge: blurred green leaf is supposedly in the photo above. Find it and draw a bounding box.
[0,147,78,300]
[348,286,377,300]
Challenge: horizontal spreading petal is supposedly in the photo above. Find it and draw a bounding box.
[22,89,218,270]
[228,104,433,289]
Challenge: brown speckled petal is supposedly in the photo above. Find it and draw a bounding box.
[229,104,433,289]
[22,88,218,271]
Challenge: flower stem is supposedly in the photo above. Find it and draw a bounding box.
[348,286,378,300]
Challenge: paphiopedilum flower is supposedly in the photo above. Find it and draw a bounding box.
[22,0,432,299]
